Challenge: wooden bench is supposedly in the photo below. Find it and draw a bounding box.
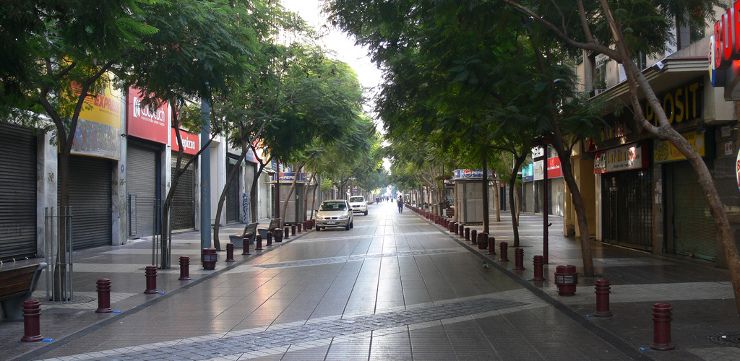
[0,261,46,321]
[230,222,257,248]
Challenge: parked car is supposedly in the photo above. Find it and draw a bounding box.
[349,196,368,215]
[315,199,354,231]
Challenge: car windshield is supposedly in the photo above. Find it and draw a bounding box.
[349,197,364,203]
[320,202,347,211]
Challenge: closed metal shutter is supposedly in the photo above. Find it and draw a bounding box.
[66,156,112,249]
[665,161,718,261]
[225,158,240,223]
[127,143,159,238]
[171,153,194,230]
[601,169,652,250]
[0,124,37,261]
[524,182,534,213]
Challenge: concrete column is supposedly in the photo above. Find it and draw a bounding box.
[36,131,58,257]
[209,137,226,226]
[112,96,127,246]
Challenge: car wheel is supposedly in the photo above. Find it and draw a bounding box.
[364,211,368,216]
[350,221,354,229]
[316,227,321,231]
[345,223,350,231]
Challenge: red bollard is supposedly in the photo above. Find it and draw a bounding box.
[488,236,496,255]
[144,266,157,294]
[291,224,296,236]
[554,265,577,296]
[96,278,112,313]
[477,232,488,250]
[533,255,544,281]
[514,248,524,271]
[458,224,464,236]
[266,231,273,246]
[594,278,612,317]
[179,256,191,280]
[274,229,283,242]
[470,230,477,245]
[226,243,235,262]
[242,236,251,255]
[465,228,470,241]
[20,299,42,342]
[451,222,457,233]
[297,223,302,233]
[651,303,675,350]
[499,242,509,262]
[255,235,263,251]
[284,226,290,239]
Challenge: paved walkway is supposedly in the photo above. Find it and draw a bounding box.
[4,203,738,360]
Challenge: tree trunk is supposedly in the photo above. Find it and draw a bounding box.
[510,152,527,247]
[212,148,247,251]
[482,153,490,235]
[310,177,319,220]
[281,163,304,221]
[303,173,316,221]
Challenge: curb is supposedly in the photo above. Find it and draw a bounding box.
[13,229,314,361]
[412,211,653,361]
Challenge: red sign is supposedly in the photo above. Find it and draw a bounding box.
[171,128,199,155]
[547,156,563,178]
[127,88,168,144]
[713,1,740,70]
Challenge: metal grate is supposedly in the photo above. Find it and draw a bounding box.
[601,169,652,250]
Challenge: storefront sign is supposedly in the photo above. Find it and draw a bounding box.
[547,156,563,178]
[643,80,701,126]
[531,146,544,159]
[522,163,534,182]
[452,169,493,180]
[654,131,705,163]
[278,172,306,181]
[594,143,646,174]
[127,87,168,144]
[712,2,740,71]
[70,76,122,159]
[533,161,544,181]
[170,128,199,155]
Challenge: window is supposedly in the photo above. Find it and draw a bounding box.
[349,196,364,203]
[320,201,347,211]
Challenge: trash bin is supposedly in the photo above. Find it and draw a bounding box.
[201,248,217,270]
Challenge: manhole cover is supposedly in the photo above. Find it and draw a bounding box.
[38,295,96,305]
[709,332,740,346]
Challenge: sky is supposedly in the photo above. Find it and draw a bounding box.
[280,0,391,171]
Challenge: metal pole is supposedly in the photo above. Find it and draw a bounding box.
[543,146,549,264]
[200,97,212,249]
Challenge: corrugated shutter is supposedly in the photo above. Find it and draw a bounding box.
[171,153,194,230]
[0,124,37,261]
[666,161,718,261]
[127,143,159,238]
[225,158,240,223]
[66,156,112,250]
[601,169,652,250]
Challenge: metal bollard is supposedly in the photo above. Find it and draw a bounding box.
[477,232,488,250]
[594,279,612,317]
[459,224,464,237]
[226,243,235,262]
[179,256,191,280]
[465,227,470,241]
[266,231,273,246]
[274,229,283,242]
[533,255,544,281]
[291,224,296,236]
[144,266,157,294]
[255,235,263,251]
[554,265,577,296]
[297,223,302,233]
[284,226,290,239]
[20,299,42,342]
[514,248,524,271]
[242,237,251,255]
[96,278,112,313]
[470,230,477,246]
[499,242,509,262]
[451,222,458,233]
[651,303,675,350]
[267,231,274,243]
[488,236,496,255]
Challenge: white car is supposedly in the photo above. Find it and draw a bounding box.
[349,196,368,215]
[315,200,354,231]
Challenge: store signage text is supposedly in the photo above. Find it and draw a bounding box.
[643,81,701,126]
[452,169,493,180]
[533,161,544,181]
[70,75,122,159]
[533,156,562,180]
[170,128,199,156]
[654,131,705,163]
[713,1,740,71]
[279,172,306,182]
[127,87,168,144]
[594,144,646,174]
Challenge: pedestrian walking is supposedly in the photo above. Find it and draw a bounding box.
[397,195,404,214]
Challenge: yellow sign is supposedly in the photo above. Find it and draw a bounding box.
[654,131,705,163]
[77,76,122,127]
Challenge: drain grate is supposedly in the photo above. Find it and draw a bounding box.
[38,294,96,305]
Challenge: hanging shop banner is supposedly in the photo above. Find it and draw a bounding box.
[452,169,493,180]
[547,156,563,178]
[522,163,534,182]
[127,87,168,144]
[278,172,306,181]
[594,143,647,174]
[654,131,705,163]
[170,128,199,155]
[533,161,544,181]
[70,76,123,159]
[531,146,545,159]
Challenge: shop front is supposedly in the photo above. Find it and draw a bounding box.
[595,143,652,251]
[126,88,168,239]
[170,128,199,230]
